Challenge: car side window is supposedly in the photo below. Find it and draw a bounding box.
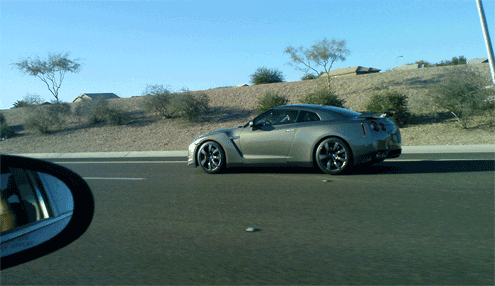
[297,110,321,123]
[255,110,298,126]
[278,110,298,125]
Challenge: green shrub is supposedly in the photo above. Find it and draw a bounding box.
[141,85,175,117]
[0,114,15,138]
[301,74,317,80]
[0,122,15,138]
[429,68,494,128]
[24,102,71,134]
[435,56,467,67]
[250,67,284,85]
[169,91,209,122]
[74,98,109,124]
[48,102,71,128]
[299,87,345,108]
[365,90,410,127]
[12,100,31,108]
[256,92,289,114]
[74,97,128,125]
[106,108,128,125]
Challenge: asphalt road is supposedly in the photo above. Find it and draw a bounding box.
[2,153,494,285]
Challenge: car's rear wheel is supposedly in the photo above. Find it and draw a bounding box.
[315,138,353,175]
[197,141,225,174]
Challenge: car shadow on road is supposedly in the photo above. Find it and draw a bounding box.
[218,160,494,175]
[348,159,495,175]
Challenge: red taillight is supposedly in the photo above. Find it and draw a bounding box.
[361,123,366,135]
[370,121,379,131]
[379,123,386,131]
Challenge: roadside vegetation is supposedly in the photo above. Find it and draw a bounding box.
[411,55,467,68]
[74,97,128,126]
[299,86,346,108]
[0,113,15,139]
[364,90,410,127]
[142,85,210,122]
[250,67,285,85]
[285,37,350,88]
[256,92,289,114]
[2,51,492,149]
[428,67,494,129]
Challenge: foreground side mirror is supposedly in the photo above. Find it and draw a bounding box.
[0,155,94,270]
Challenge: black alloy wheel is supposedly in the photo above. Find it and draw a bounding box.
[197,141,225,174]
[315,138,353,175]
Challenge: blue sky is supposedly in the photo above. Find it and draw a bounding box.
[1,0,493,109]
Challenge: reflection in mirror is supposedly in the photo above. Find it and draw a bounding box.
[1,169,74,257]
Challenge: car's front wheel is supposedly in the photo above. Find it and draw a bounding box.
[196,141,225,174]
[315,138,353,175]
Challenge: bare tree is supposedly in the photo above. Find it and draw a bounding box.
[12,52,81,103]
[285,38,349,87]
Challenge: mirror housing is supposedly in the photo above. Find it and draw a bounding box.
[0,154,94,270]
[248,121,259,130]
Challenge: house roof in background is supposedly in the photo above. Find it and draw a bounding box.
[320,66,381,77]
[467,58,489,64]
[81,93,120,99]
[73,93,120,102]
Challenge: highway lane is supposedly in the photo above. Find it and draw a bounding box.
[2,153,494,285]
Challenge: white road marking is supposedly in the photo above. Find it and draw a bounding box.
[389,158,494,162]
[83,177,146,180]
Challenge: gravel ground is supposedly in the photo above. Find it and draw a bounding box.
[1,64,493,154]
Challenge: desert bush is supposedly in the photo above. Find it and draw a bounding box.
[106,108,128,125]
[429,67,494,128]
[141,85,175,117]
[74,97,128,125]
[0,122,15,138]
[365,90,410,127]
[250,67,284,85]
[256,92,289,114]
[301,74,317,80]
[169,91,209,122]
[435,56,467,67]
[0,113,15,138]
[74,97,109,124]
[49,102,71,127]
[12,100,31,108]
[299,87,345,108]
[24,102,71,134]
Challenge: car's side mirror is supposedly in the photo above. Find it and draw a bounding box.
[0,154,94,270]
[249,121,257,129]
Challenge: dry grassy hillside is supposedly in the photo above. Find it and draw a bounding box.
[0,64,493,154]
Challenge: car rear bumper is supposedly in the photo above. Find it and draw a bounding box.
[386,148,402,158]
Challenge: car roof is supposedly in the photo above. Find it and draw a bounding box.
[275,104,360,118]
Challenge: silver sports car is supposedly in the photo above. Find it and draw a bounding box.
[188,104,401,174]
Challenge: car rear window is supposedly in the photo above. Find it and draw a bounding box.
[297,111,320,122]
[321,106,361,118]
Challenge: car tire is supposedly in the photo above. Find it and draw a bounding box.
[315,138,353,175]
[196,141,225,174]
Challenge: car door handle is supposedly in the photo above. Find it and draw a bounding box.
[285,129,295,132]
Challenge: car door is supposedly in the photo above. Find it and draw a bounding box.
[239,109,299,164]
